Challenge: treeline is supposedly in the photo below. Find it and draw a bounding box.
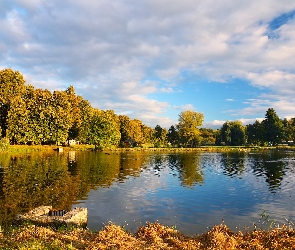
[0,69,205,148]
[216,108,295,146]
[1,69,294,148]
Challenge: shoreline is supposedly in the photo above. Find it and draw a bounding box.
[2,144,295,154]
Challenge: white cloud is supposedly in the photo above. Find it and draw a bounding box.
[173,104,195,111]
[1,0,295,127]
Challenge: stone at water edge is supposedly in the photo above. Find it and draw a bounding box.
[19,206,88,227]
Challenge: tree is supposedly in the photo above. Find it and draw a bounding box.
[167,125,179,146]
[287,118,295,143]
[199,128,216,145]
[262,108,284,145]
[50,90,73,144]
[177,110,204,147]
[0,69,26,137]
[246,120,264,146]
[6,96,30,144]
[25,88,53,144]
[220,121,246,146]
[153,125,168,147]
[76,99,93,144]
[89,109,121,149]
[141,124,154,146]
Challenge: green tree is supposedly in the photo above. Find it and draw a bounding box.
[167,125,179,146]
[246,120,264,145]
[25,88,53,144]
[6,96,30,144]
[220,121,246,146]
[262,108,284,145]
[153,125,168,147]
[89,109,121,149]
[119,115,132,145]
[287,118,295,143]
[76,99,94,144]
[177,110,204,147]
[50,90,73,144]
[65,86,85,140]
[199,128,216,145]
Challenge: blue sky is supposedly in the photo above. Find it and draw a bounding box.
[1,1,295,128]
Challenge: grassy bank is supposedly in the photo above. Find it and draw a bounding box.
[2,143,295,154]
[0,222,295,249]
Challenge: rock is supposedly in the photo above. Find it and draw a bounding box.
[19,206,87,227]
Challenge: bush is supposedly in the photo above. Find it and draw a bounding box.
[0,137,10,151]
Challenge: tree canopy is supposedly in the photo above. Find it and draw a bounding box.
[1,68,295,148]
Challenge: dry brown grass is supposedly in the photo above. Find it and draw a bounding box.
[1,222,295,249]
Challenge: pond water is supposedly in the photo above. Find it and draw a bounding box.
[0,149,295,235]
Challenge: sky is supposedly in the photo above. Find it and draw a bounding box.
[1,0,295,129]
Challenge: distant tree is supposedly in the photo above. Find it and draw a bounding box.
[153,125,168,147]
[141,124,154,146]
[76,99,93,144]
[50,90,73,144]
[220,121,246,146]
[287,118,295,143]
[262,108,284,145]
[167,125,179,146]
[65,86,83,140]
[199,128,216,145]
[177,110,204,147]
[246,120,264,145]
[89,109,121,149]
[119,115,131,144]
[119,116,146,146]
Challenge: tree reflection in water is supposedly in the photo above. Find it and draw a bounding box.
[0,149,293,227]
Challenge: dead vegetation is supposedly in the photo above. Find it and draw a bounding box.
[1,222,295,249]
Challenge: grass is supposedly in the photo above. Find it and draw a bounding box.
[2,143,294,154]
[0,222,295,249]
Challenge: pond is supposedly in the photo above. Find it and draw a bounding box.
[0,149,295,235]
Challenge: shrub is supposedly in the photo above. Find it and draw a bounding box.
[0,137,10,151]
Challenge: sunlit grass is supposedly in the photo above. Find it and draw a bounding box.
[1,222,295,249]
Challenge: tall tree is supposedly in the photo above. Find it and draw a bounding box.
[50,90,73,144]
[76,99,93,144]
[177,110,204,147]
[262,108,284,145]
[0,69,26,137]
[6,96,30,144]
[25,88,53,144]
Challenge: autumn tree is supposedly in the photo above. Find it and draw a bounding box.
[6,96,30,144]
[141,124,154,146]
[0,69,26,137]
[177,110,204,147]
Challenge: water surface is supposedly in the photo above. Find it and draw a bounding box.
[0,149,295,235]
